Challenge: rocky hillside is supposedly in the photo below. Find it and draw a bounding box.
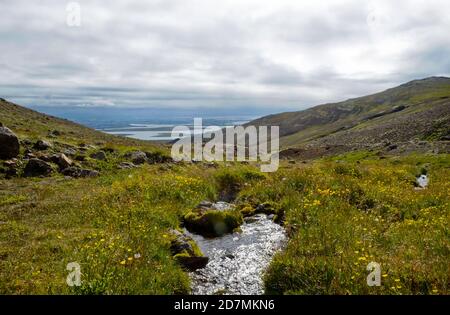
[0,98,169,179]
[248,77,450,159]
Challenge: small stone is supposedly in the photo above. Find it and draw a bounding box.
[416,174,429,188]
[387,144,398,151]
[90,151,107,161]
[197,200,213,208]
[118,162,136,169]
[63,148,77,156]
[61,167,99,178]
[33,140,52,150]
[124,151,147,164]
[24,152,36,160]
[48,130,61,137]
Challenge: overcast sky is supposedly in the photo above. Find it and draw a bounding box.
[1,0,449,111]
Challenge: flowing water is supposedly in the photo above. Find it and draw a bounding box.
[186,214,287,295]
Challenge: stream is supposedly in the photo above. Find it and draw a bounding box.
[186,213,287,295]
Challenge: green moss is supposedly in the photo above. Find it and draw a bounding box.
[184,209,243,237]
[240,205,255,217]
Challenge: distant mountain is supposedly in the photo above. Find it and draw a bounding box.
[248,77,450,158]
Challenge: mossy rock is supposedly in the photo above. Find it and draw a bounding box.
[255,201,280,215]
[174,254,209,271]
[183,209,243,237]
[240,205,255,217]
[242,201,286,224]
[169,229,208,271]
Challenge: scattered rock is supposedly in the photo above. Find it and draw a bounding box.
[3,158,18,167]
[61,167,99,178]
[197,200,213,209]
[118,162,136,169]
[24,158,53,177]
[33,140,52,150]
[176,256,209,271]
[244,216,259,223]
[416,174,429,188]
[24,152,36,160]
[52,153,73,170]
[0,125,20,159]
[102,147,116,153]
[245,202,285,224]
[223,250,235,260]
[90,151,107,161]
[80,169,100,177]
[387,144,398,151]
[21,139,32,146]
[48,130,61,137]
[2,159,20,178]
[145,151,173,164]
[124,151,147,164]
[63,148,77,156]
[74,155,86,161]
[37,154,53,162]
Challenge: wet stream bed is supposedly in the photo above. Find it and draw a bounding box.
[186,214,287,295]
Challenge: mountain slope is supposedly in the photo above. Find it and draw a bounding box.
[0,98,159,148]
[249,77,450,157]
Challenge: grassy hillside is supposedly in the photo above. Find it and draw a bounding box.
[1,153,448,294]
[0,95,449,295]
[0,99,170,178]
[249,77,450,155]
[0,98,159,148]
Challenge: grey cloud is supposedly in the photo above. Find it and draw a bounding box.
[1,0,449,111]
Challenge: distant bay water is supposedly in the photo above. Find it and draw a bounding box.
[29,106,271,141]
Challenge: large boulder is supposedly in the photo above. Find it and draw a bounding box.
[0,125,20,159]
[24,158,53,177]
